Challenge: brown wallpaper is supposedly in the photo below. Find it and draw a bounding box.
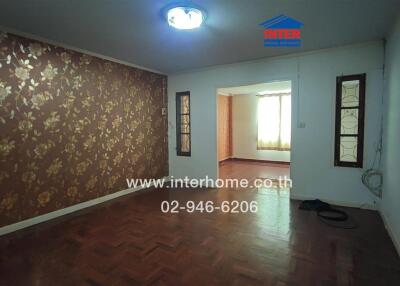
[217,95,232,161]
[0,31,168,227]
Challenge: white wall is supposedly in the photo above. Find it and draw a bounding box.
[381,13,400,252]
[232,94,290,162]
[168,42,383,207]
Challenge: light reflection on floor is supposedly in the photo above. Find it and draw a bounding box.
[218,160,292,241]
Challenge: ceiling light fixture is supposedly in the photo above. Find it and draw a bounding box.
[166,5,205,30]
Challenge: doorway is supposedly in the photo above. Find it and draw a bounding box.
[216,81,292,188]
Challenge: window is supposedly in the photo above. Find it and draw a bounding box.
[334,74,366,168]
[176,91,191,156]
[257,93,291,151]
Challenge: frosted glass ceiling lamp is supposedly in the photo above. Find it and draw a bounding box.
[166,6,205,30]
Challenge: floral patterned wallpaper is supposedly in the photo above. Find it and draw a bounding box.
[0,31,168,227]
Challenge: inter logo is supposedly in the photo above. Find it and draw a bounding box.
[260,14,303,47]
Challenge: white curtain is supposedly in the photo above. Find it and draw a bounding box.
[257,94,291,150]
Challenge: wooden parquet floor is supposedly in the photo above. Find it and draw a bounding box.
[0,185,399,286]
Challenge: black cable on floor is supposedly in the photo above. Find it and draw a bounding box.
[299,199,358,229]
[318,215,358,229]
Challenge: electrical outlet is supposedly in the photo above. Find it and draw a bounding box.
[161,107,167,115]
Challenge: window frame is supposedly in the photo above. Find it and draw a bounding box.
[176,91,191,156]
[334,73,366,168]
[257,92,291,151]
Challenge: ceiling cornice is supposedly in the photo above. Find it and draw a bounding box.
[0,25,165,75]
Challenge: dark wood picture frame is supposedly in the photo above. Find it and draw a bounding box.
[334,74,366,168]
[176,91,191,156]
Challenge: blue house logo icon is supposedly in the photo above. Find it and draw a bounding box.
[260,15,304,47]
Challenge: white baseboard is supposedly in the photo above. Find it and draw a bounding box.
[290,194,377,210]
[0,176,171,236]
[379,210,400,257]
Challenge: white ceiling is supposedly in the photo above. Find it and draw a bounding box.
[0,0,399,74]
[219,81,291,96]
